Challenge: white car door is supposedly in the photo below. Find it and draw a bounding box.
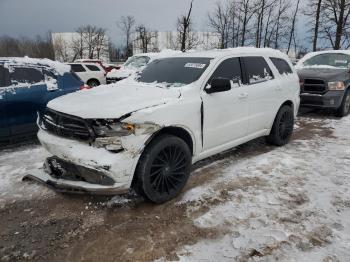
[201,57,250,152]
[85,64,106,85]
[242,56,282,135]
[70,64,89,83]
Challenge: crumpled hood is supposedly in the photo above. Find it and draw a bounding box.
[47,83,181,119]
[297,67,349,82]
[106,67,137,79]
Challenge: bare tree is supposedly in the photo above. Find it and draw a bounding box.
[238,0,257,46]
[208,1,232,49]
[287,0,300,54]
[303,0,323,51]
[134,24,157,53]
[177,0,195,51]
[70,25,108,61]
[94,28,108,59]
[273,0,291,49]
[118,15,136,57]
[52,34,70,62]
[254,0,277,47]
[71,27,85,60]
[321,0,350,49]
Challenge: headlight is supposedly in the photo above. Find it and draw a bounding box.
[328,81,345,91]
[92,120,135,137]
[92,120,135,152]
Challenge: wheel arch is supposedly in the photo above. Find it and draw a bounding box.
[131,125,195,191]
[144,126,195,155]
[269,100,295,131]
[87,78,100,85]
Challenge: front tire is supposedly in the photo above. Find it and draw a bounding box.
[87,79,100,87]
[266,105,294,146]
[335,90,350,117]
[134,135,192,204]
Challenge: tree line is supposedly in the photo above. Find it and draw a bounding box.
[0,0,350,61]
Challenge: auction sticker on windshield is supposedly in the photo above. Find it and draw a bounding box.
[184,63,207,69]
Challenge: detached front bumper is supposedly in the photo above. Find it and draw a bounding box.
[25,164,129,195]
[300,91,345,109]
[26,130,142,195]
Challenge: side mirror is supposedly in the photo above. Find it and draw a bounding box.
[206,78,232,94]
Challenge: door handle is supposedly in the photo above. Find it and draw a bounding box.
[238,93,248,99]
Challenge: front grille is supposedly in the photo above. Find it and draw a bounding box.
[302,79,327,94]
[300,96,323,106]
[41,109,92,141]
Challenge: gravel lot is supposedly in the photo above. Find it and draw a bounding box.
[1,109,350,262]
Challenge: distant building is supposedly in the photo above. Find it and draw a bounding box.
[51,32,110,63]
[132,31,221,54]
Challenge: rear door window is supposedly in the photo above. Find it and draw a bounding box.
[70,64,86,72]
[242,57,274,84]
[10,67,44,85]
[270,57,293,75]
[209,57,242,84]
[86,65,101,71]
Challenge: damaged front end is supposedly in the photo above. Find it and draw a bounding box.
[24,156,124,195]
[25,108,162,195]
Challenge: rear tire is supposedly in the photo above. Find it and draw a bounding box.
[133,135,192,204]
[87,79,100,87]
[335,90,350,117]
[266,105,294,146]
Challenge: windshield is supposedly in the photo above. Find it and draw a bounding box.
[303,53,350,68]
[124,56,150,68]
[137,57,211,87]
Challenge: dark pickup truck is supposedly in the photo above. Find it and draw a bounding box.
[296,51,350,117]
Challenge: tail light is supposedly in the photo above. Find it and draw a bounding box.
[80,84,92,90]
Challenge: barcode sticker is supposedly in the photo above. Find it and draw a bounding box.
[185,63,206,69]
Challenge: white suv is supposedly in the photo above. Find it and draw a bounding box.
[68,63,106,87]
[29,48,300,203]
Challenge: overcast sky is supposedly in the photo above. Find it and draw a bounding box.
[0,0,307,47]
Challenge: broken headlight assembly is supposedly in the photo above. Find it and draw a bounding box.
[92,120,135,152]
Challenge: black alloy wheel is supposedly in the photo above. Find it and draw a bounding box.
[266,105,294,146]
[134,135,192,203]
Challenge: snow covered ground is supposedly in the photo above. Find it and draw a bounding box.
[176,116,350,261]
[0,114,350,261]
[0,144,53,207]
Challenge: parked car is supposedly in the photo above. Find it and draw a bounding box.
[28,48,300,203]
[106,50,179,84]
[296,50,350,117]
[68,62,106,87]
[0,57,83,142]
[74,59,121,73]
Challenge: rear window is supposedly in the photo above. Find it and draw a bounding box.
[70,64,86,72]
[86,65,101,71]
[243,57,274,84]
[10,67,44,85]
[270,57,293,75]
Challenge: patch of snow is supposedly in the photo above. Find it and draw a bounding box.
[177,116,350,261]
[0,145,54,207]
[1,56,71,75]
